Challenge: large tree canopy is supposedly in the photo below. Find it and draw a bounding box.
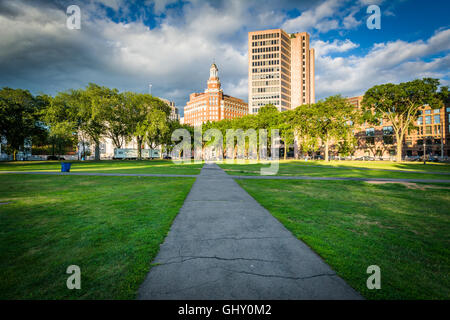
[363,78,446,162]
[0,87,47,160]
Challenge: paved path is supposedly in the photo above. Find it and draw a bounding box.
[138,163,362,300]
[233,175,450,184]
[2,170,449,183]
[0,171,197,178]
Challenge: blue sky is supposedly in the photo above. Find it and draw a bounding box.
[0,0,449,115]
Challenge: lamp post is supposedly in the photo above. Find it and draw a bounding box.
[423,136,428,165]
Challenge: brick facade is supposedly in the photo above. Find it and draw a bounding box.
[183,63,248,127]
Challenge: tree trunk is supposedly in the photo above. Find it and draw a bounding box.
[13,150,16,161]
[137,137,142,160]
[94,142,100,161]
[284,143,287,160]
[395,133,403,163]
[324,138,329,162]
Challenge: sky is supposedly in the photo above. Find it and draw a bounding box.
[0,0,449,116]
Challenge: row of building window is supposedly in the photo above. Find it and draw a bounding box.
[252,46,279,53]
[417,115,441,125]
[252,87,280,93]
[252,100,279,108]
[252,67,280,74]
[366,126,394,136]
[281,39,291,52]
[252,53,279,60]
[281,33,290,45]
[252,60,279,67]
[251,39,279,47]
[252,80,280,87]
[252,94,280,100]
[418,125,441,135]
[251,33,279,40]
[419,108,441,115]
[252,73,279,80]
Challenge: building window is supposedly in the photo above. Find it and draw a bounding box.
[433,108,440,114]
[383,136,394,145]
[383,126,393,135]
[425,126,432,135]
[417,116,423,125]
[425,109,431,114]
[425,116,431,124]
[366,128,375,136]
[434,114,440,123]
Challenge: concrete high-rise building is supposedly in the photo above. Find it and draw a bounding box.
[159,97,180,121]
[183,63,248,127]
[248,29,315,113]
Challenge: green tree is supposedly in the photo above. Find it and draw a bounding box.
[124,93,170,160]
[103,91,131,149]
[0,88,47,160]
[363,78,443,162]
[278,110,295,160]
[302,95,360,161]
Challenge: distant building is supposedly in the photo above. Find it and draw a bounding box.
[347,96,450,159]
[179,117,184,124]
[159,97,180,121]
[183,63,248,127]
[248,29,315,113]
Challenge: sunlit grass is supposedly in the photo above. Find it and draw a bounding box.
[0,174,195,299]
[0,160,203,175]
[217,160,450,180]
[237,179,450,299]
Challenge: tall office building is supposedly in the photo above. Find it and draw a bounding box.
[248,29,315,113]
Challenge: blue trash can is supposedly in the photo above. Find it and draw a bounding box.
[61,162,72,172]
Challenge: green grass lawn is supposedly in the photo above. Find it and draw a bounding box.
[0,174,195,299]
[218,160,450,180]
[237,178,450,299]
[0,160,203,175]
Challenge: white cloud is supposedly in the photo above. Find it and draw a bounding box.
[314,28,450,99]
[0,0,447,115]
[312,39,359,56]
[282,0,342,33]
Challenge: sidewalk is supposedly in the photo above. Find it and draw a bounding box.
[138,163,362,299]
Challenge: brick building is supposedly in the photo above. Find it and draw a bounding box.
[347,96,450,159]
[183,63,248,127]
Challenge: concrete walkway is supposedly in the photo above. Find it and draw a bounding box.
[233,175,450,184]
[0,171,197,178]
[1,170,449,183]
[138,163,362,300]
